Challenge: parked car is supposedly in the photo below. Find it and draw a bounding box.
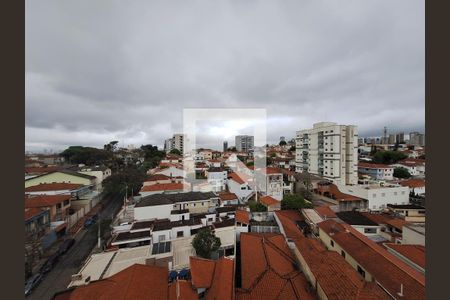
[84,214,99,229]
[40,253,60,274]
[58,238,75,255]
[25,273,42,296]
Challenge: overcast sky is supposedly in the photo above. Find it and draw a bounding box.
[26,0,424,152]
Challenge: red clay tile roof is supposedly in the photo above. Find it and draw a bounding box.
[228,172,249,185]
[360,212,393,225]
[168,280,198,300]
[235,210,250,224]
[189,256,235,300]
[219,192,238,201]
[318,220,425,299]
[237,233,315,300]
[25,166,60,174]
[25,183,83,192]
[140,182,186,192]
[314,206,337,218]
[385,218,407,231]
[190,257,216,288]
[145,174,171,181]
[396,159,425,167]
[259,195,279,207]
[399,179,425,188]
[317,183,362,202]
[358,162,393,169]
[65,264,169,300]
[275,210,391,299]
[25,194,71,208]
[385,243,425,269]
[24,207,48,221]
[205,257,234,300]
[264,167,284,175]
[274,210,305,240]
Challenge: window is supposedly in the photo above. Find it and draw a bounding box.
[63,200,70,206]
[56,203,62,209]
[330,240,334,247]
[177,231,184,238]
[394,192,397,196]
[364,228,377,234]
[357,266,366,278]
[381,193,385,197]
[341,250,346,258]
[158,235,165,242]
[372,194,376,198]
[401,191,406,195]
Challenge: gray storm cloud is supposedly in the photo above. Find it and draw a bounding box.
[26,0,424,152]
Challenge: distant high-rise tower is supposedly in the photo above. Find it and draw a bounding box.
[280,136,286,142]
[223,141,228,152]
[235,135,254,152]
[383,127,388,144]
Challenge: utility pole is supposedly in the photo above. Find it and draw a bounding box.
[97,217,101,249]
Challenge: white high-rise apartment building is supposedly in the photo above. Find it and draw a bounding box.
[295,122,358,185]
[235,135,254,152]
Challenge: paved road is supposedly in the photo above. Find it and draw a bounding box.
[28,197,123,300]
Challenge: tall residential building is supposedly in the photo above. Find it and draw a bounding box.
[223,141,228,152]
[409,132,425,146]
[164,138,173,153]
[396,132,405,144]
[295,122,358,186]
[235,135,254,152]
[388,134,397,144]
[280,136,286,142]
[164,134,184,153]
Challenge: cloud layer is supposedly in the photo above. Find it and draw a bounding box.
[26,0,424,152]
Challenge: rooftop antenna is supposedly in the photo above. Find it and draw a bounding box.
[397,284,404,297]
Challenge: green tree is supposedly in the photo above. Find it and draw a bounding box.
[393,167,411,179]
[372,150,407,164]
[192,228,221,259]
[279,140,287,146]
[169,149,182,156]
[104,141,119,152]
[248,200,267,212]
[281,193,313,210]
[60,146,112,165]
[227,147,237,152]
[289,145,296,152]
[101,166,146,200]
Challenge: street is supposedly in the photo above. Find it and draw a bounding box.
[27,197,123,300]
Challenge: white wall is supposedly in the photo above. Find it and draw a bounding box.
[134,204,173,221]
[337,184,409,210]
[227,179,253,201]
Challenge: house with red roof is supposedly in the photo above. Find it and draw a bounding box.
[259,195,280,211]
[318,219,425,299]
[358,162,394,180]
[190,256,234,299]
[25,182,84,196]
[227,172,253,202]
[25,194,72,222]
[53,264,198,300]
[236,233,316,300]
[399,178,425,195]
[384,243,425,275]
[139,182,189,197]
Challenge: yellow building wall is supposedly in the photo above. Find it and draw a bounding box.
[25,172,92,188]
[318,228,373,282]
